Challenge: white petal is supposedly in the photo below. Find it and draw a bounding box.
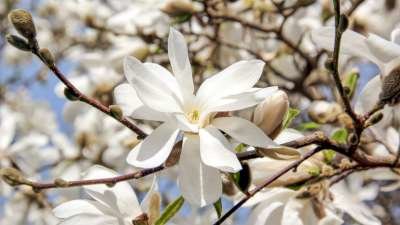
[311,27,383,68]
[202,87,278,116]
[83,165,142,218]
[178,134,222,206]
[244,188,295,207]
[366,33,400,63]
[53,200,108,219]
[114,83,168,121]
[354,75,381,114]
[212,117,276,148]
[199,126,242,173]
[0,107,16,149]
[196,60,265,108]
[57,214,118,225]
[123,56,183,113]
[127,122,180,168]
[140,175,159,211]
[319,210,343,225]
[246,202,284,225]
[168,28,194,95]
[391,28,400,45]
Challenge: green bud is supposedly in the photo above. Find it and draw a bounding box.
[109,105,123,120]
[39,48,55,66]
[6,34,31,51]
[64,87,79,101]
[8,9,36,40]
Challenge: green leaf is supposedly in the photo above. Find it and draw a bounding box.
[234,143,246,153]
[323,150,336,164]
[286,183,303,191]
[331,128,348,144]
[172,13,192,24]
[307,166,320,176]
[155,196,184,225]
[213,199,222,218]
[282,108,300,129]
[296,122,321,131]
[343,70,359,97]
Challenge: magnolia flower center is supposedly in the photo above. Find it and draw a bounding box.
[187,109,200,124]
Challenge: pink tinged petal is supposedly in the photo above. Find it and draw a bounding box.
[53,200,110,219]
[199,126,242,173]
[168,28,194,95]
[126,122,180,168]
[58,214,118,225]
[196,60,265,108]
[178,134,222,206]
[113,83,168,121]
[123,56,183,113]
[211,117,276,148]
[311,27,383,69]
[83,165,142,218]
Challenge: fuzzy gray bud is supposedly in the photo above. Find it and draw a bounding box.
[0,168,29,186]
[39,48,55,66]
[109,105,123,120]
[379,67,400,105]
[64,87,79,101]
[8,9,36,40]
[6,34,31,51]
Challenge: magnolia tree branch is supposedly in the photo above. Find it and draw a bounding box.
[30,47,148,139]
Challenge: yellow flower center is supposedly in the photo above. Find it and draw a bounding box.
[187,109,200,124]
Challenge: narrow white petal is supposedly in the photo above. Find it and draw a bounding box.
[366,33,400,63]
[83,165,142,218]
[0,107,16,149]
[127,122,180,168]
[199,126,242,173]
[114,83,167,121]
[178,134,222,206]
[391,28,400,45]
[212,117,276,148]
[311,27,384,68]
[354,76,381,114]
[123,56,183,113]
[58,214,117,225]
[168,28,194,95]
[196,60,265,108]
[246,202,284,225]
[53,200,108,219]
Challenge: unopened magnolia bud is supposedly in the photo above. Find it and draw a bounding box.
[64,87,79,101]
[54,178,69,187]
[308,101,342,124]
[253,90,289,139]
[8,9,36,40]
[132,213,149,225]
[6,34,31,51]
[39,48,55,66]
[364,112,383,128]
[0,168,28,186]
[160,0,200,16]
[379,67,400,105]
[339,14,349,32]
[109,105,123,120]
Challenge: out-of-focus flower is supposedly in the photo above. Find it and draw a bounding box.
[115,28,279,206]
[53,165,157,225]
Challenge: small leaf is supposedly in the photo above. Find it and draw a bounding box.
[331,128,348,144]
[231,163,251,193]
[343,70,359,97]
[213,199,222,218]
[173,13,192,24]
[323,150,336,164]
[155,196,184,225]
[296,122,320,131]
[282,108,300,128]
[234,143,246,153]
[307,166,320,176]
[286,183,303,191]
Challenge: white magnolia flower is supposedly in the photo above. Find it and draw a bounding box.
[245,187,343,225]
[311,27,400,79]
[114,28,278,206]
[53,165,154,225]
